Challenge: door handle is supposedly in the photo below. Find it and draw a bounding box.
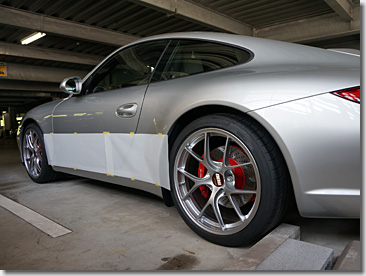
[116,103,138,118]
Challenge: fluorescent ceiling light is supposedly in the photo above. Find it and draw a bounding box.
[21,32,46,45]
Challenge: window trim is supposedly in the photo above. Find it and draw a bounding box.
[80,39,171,96]
[150,38,255,84]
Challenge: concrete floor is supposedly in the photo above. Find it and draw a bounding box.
[0,137,360,270]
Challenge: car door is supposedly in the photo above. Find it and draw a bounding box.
[47,40,170,180]
[53,40,169,134]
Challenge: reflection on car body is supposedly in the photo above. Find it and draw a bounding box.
[18,32,360,246]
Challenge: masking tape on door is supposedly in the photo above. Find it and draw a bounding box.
[44,133,170,189]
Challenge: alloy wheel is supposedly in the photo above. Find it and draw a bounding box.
[173,128,261,235]
[23,129,43,178]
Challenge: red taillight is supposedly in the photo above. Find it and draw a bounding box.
[332,86,360,103]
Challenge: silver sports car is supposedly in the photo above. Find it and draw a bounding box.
[17,32,360,246]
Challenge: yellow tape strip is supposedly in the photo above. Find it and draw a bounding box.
[50,132,53,135]
[130,132,135,135]
[154,183,159,187]
[73,168,77,170]
[131,178,135,181]
[74,132,77,135]
[158,133,163,137]
[103,131,110,135]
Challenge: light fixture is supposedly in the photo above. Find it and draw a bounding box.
[20,32,46,45]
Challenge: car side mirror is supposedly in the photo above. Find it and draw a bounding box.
[60,76,82,95]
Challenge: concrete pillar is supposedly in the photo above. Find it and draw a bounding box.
[8,106,17,131]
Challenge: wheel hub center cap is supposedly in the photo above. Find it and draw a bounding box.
[212,173,224,187]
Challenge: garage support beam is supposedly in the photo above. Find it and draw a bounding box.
[0,42,103,66]
[323,0,353,21]
[129,0,253,35]
[3,63,88,83]
[0,6,138,46]
[0,91,60,98]
[0,80,60,92]
[255,5,359,43]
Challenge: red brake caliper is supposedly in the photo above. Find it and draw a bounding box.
[198,147,255,203]
[38,143,42,158]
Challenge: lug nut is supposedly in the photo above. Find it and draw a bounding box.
[226,175,233,182]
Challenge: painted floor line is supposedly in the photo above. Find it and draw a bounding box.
[0,194,72,238]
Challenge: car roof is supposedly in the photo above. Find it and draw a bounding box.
[84,32,359,82]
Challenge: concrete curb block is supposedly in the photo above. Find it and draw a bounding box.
[255,238,334,270]
[224,223,300,270]
[333,240,361,271]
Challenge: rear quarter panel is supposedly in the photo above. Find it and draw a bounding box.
[137,64,359,135]
[249,93,360,218]
[137,52,360,218]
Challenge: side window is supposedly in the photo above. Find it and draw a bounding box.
[157,40,251,81]
[85,41,168,94]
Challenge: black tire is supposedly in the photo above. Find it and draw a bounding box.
[22,123,58,183]
[169,114,290,247]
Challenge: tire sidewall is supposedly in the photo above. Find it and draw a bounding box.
[170,114,283,246]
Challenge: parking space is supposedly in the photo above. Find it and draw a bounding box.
[0,137,360,270]
[0,138,248,270]
[0,0,361,272]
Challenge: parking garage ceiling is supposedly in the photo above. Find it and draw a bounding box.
[0,0,361,112]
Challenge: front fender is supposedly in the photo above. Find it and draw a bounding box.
[17,99,65,163]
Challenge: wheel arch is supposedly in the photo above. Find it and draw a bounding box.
[163,104,297,211]
[22,118,41,130]
[167,105,244,150]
